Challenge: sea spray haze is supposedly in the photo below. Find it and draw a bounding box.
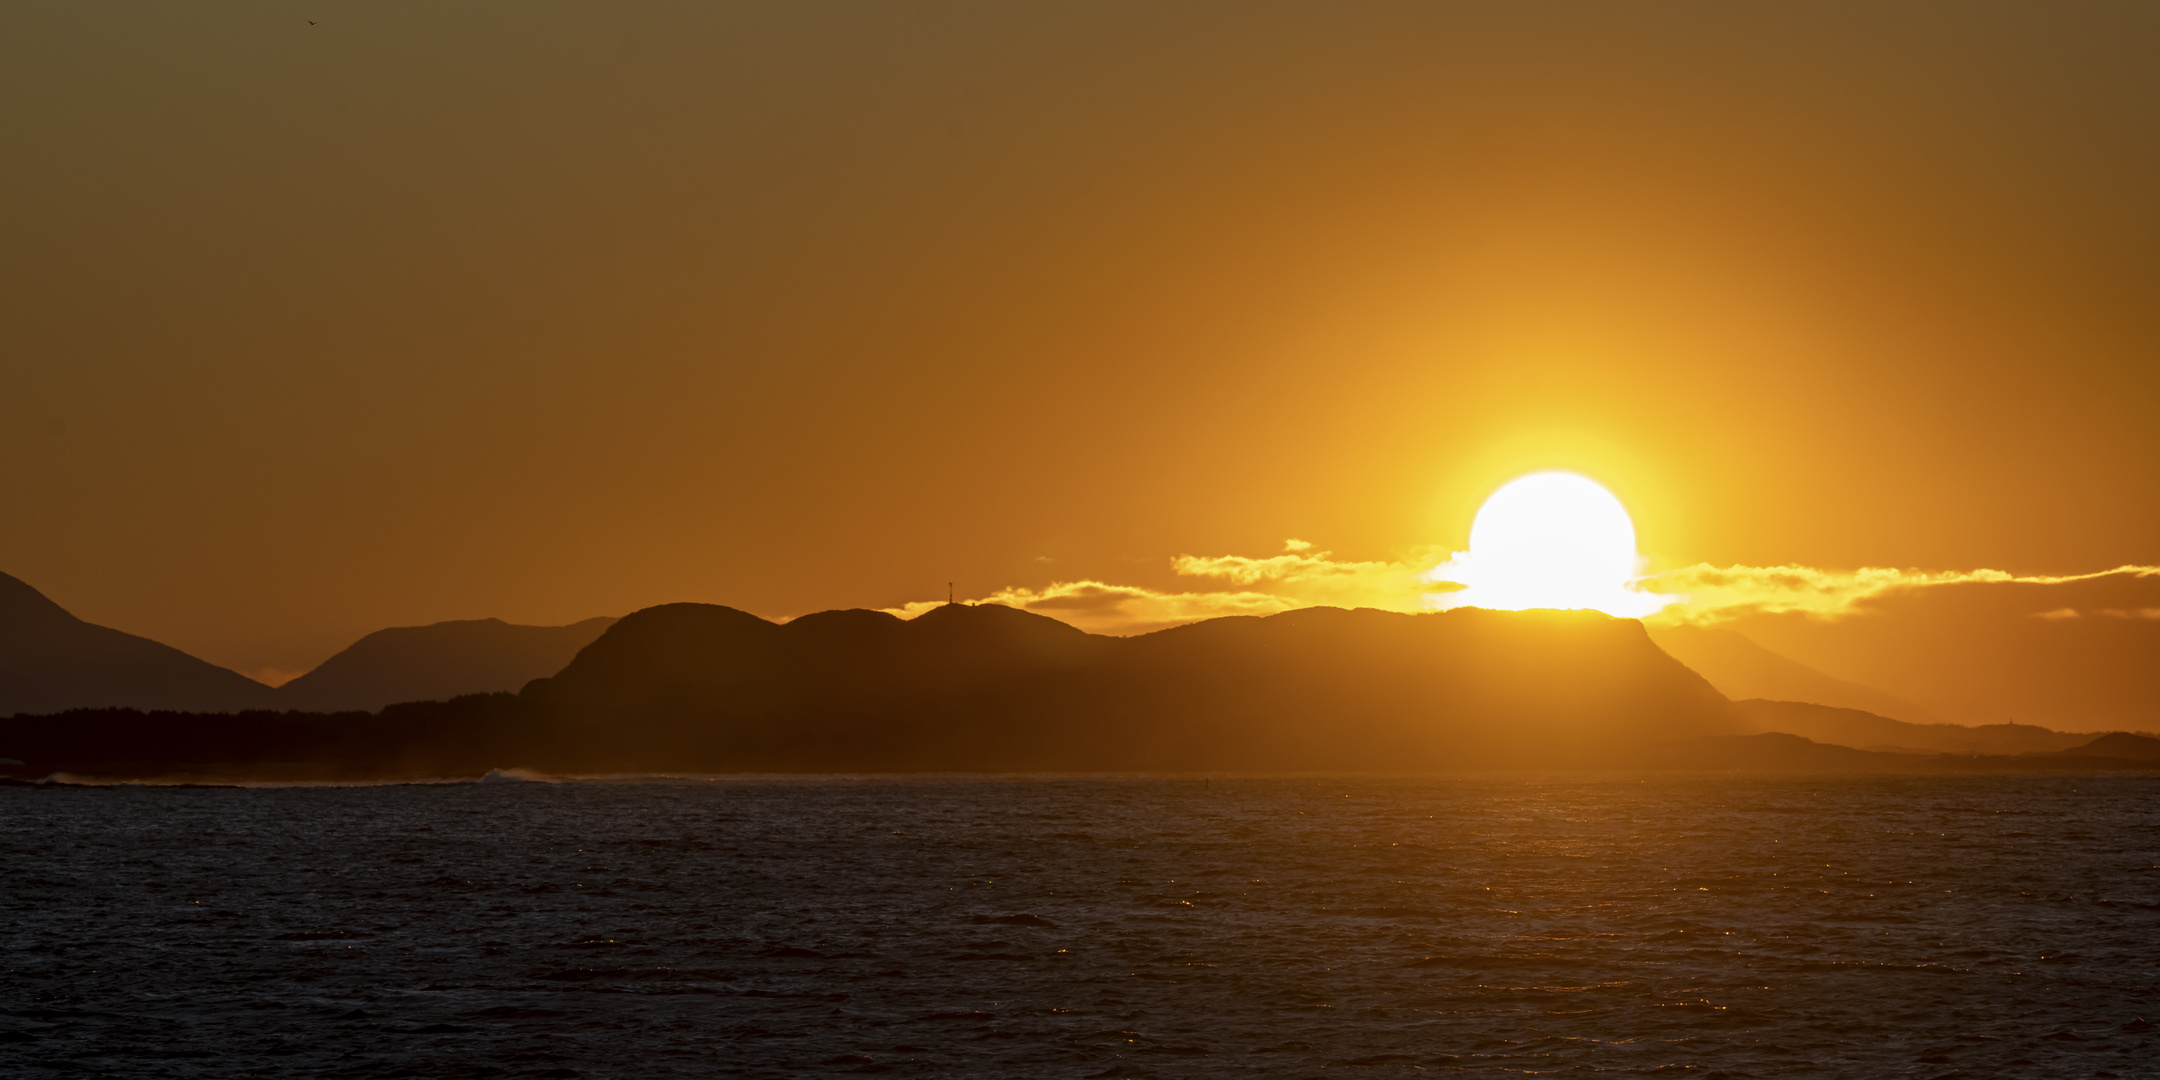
[3,774,2155,1077]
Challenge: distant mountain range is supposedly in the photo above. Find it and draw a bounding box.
[1707,571,2160,731]
[1646,624,1946,726]
[2,597,2155,782]
[2,569,2153,780]
[1730,699,2089,755]
[0,571,280,716]
[4,602,1736,777]
[274,617,616,712]
[0,571,612,716]
[514,601,1737,772]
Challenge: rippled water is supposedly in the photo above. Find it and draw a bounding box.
[3,774,2156,1078]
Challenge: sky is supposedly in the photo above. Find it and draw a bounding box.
[4,2,2159,706]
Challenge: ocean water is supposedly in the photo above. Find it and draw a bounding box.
[2,774,2156,1078]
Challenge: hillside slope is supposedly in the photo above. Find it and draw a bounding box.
[0,572,275,716]
[1648,624,1942,725]
[1731,699,2090,755]
[518,602,1740,772]
[275,616,616,712]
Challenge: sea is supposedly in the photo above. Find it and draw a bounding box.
[3,774,2155,1078]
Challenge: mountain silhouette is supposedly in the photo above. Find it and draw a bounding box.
[5,599,2151,781]
[274,616,617,712]
[517,601,1740,772]
[0,602,1742,777]
[0,571,276,716]
[1731,699,2091,755]
[1648,624,1944,725]
[1708,571,2160,730]
[2052,731,2160,762]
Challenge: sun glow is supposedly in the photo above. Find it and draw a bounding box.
[1426,472,1675,617]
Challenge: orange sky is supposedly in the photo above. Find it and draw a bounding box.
[3,3,2158,686]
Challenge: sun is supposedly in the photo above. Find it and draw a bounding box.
[1426,472,1674,617]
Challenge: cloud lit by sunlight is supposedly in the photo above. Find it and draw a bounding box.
[1637,563,2160,623]
[881,549,2160,637]
[874,464,2160,636]
[1170,541,1449,609]
[882,579,1303,636]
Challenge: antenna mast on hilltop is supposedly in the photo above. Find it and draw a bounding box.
[948,582,954,605]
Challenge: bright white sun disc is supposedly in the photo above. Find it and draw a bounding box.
[1432,472,1673,617]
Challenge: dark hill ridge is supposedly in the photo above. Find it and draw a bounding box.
[0,568,617,716]
[1648,624,1946,725]
[492,601,1741,772]
[274,616,617,713]
[0,571,277,716]
[2051,731,2160,761]
[5,599,2152,781]
[1730,699,2092,755]
[0,602,1744,777]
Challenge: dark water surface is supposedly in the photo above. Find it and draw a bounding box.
[3,774,2156,1078]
